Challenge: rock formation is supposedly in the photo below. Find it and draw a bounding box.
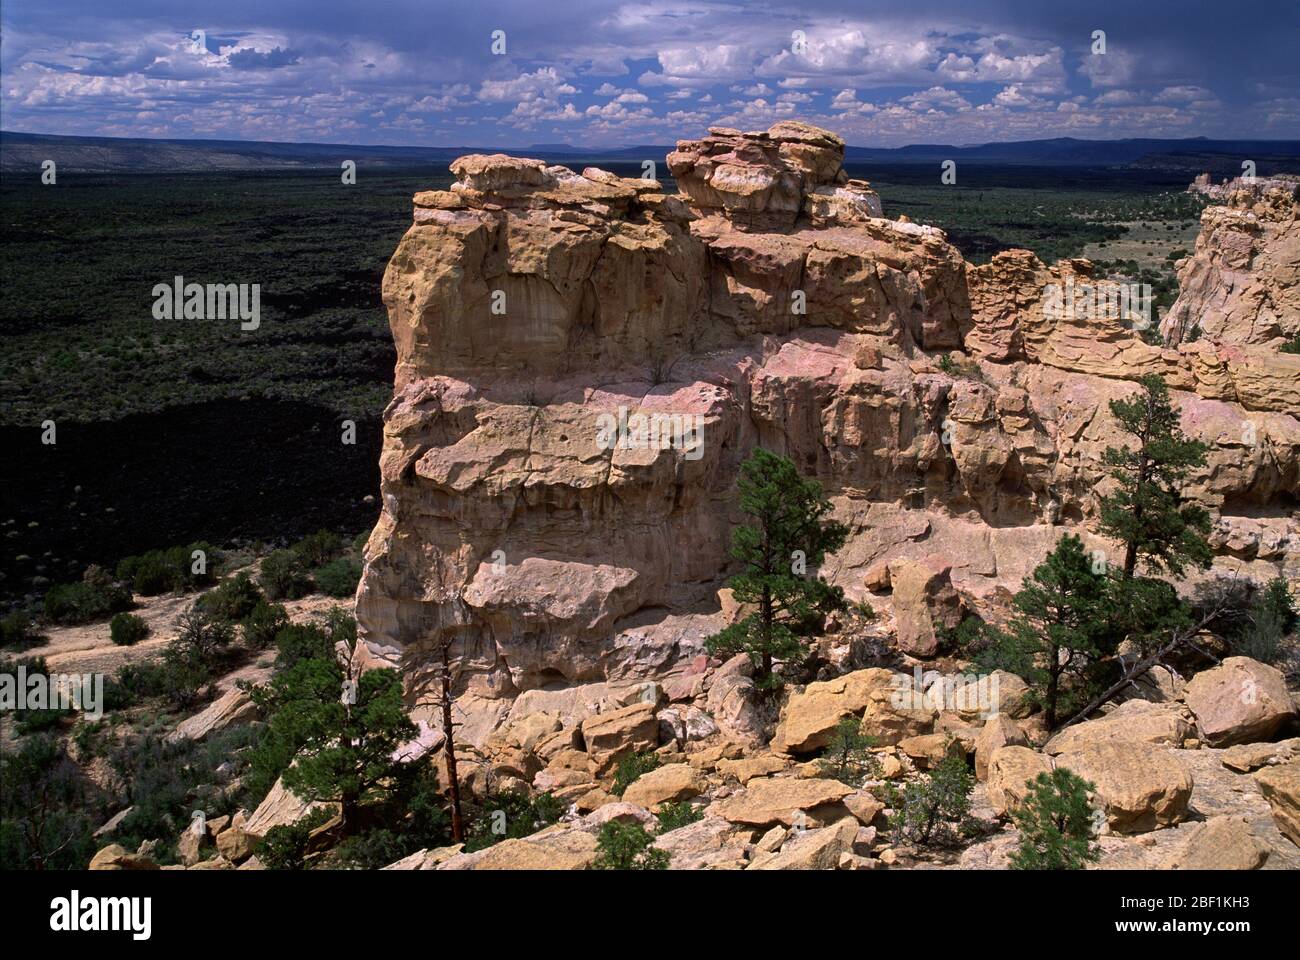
[356,120,1299,760]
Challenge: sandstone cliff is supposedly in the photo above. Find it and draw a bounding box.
[356,121,1299,743]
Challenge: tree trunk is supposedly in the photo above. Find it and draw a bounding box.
[440,639,464,844]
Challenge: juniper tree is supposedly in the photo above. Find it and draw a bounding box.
[1010,768,1101,870]
[705,448,848,689]
[982,534,1112,728]
[1098,374,1212,581]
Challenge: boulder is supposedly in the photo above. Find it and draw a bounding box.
[214,812,255,864]
[1162,816,1271,869]
[1183,657,1295,747]
[974,713,1028,781]
[580,702,659,767]
[244,775,338,838]
[621,764,707,807]
[88,844,159,871]
[1043,700,1194,755]
[843,792,886,826]
[713,777,855,828]
[651,816,751,870]
[888,558,963,657]
[771,668,896,754]
[383,844,465,869]
[1220,738,1300,773]
[166,688,259,744]
[1056,742,1193,833]
[716,753,790,784]
[898,733,967,769]
[437,828,600,870]
[986,746,1053,816]
[1254,761,1300,846]
[748,817,860,870]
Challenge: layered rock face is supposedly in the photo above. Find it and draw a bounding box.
[358,121,1299,736]
[1163,174,1300,349]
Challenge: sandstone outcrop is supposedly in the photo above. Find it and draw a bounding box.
[355,122,1299,864]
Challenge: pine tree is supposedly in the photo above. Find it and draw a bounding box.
[1010,768,1101,870]
[705,448,848,689]
[248,614,417,831]
[1098,374,1212,581]
[816,716,880,786]
[983,534,1112,728]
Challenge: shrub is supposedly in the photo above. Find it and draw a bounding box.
[174,609,235,666]
[0,736,97,870]
[1280,333,1300,355]
[117,542,221,595]
[816,716,880,786]
[464,789,565,852]
[271,623,332,672]
[592,821,670,870]
[0,611,46,651]
[888,750,974,847]
[42,578,132,625]
[256,808,335,870]
[314,557,362,598]
[1010,768,1101,870]
[109,612,149,646]
[241,600,290,650]
[655,801,703,833]
[1234,604,1285,664]
[1,655,72,733]
[259,550,313,601]
[197,572,264,623]
[1259,576,1297,634]
[291,530,344,568]
[611,751,661,797]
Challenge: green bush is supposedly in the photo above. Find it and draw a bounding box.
[271,623,332,672]
[1010,768,1101,870]
[0,735,97,870]
[117,542,221,595]
[887,750,975,847]
[291,530,344,568]
[611,751,661,797]
[197,572,264,623]
[464,789,565,852]
[1280,333,1300,355]
[592,821,670,870]
[313,557,362,598]
[655,801,704,833]
[241,601,290,650]
[1260,576,1297,634]
[816,716,880,786]
[257,809,335,871]
[109,612,150,646]
[259,550,313,601]
[42,579,132,625]
[1,611,46,651]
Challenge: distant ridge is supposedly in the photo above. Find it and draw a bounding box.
[3,130,1298,175]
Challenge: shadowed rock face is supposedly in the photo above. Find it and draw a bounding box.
[357,120,1299,727]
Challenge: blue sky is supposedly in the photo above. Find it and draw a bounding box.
[2,0,1297,147]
